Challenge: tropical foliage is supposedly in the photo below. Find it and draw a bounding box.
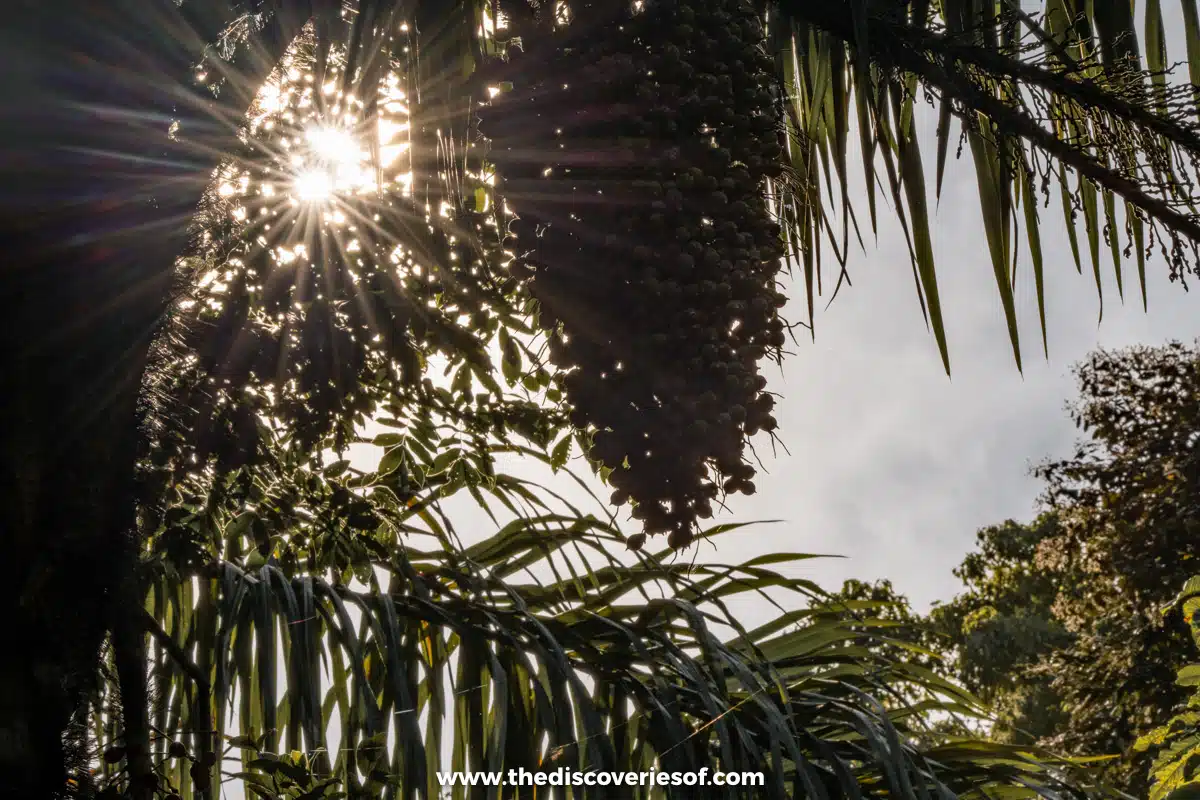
[776,0,1200,368]
[926,342,1200,794]
[86,423,1108,799]
[5,0,1200,796]
[68,28,1125,792]
[1135,576,1200,800]
[814,580,946,697]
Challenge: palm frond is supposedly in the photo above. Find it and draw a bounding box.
[773,0,1200,371]
[83,423,1118,799]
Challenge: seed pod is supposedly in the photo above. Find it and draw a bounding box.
[667,528,694,549]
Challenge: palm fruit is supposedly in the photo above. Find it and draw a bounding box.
[482,0,786,548]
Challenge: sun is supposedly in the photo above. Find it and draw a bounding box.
[293,168,336,202]
[305,125,359,162]
[289,124,374,203]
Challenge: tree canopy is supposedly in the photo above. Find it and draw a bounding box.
[929,341,1200,794]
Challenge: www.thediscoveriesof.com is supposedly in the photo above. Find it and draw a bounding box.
[437,766,766,788]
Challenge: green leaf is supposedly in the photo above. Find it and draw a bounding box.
[549,436,571,472]
[498,329,521,386]
[1178,665,1200,687]
[377,446,405,476]
[323,460,350,477]
[373,432,404,447]
[430,449,459,476]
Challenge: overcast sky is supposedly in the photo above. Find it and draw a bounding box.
[749,170,1199,614]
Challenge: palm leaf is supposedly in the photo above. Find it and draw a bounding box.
[85,420,1117,799]
[775,0,1200,370]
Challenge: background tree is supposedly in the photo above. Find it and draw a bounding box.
[1133,575,1200,800]
[928,515,1074,745]
[928,342,1200,794]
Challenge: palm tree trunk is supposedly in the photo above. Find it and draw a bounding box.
[0,2,310,794]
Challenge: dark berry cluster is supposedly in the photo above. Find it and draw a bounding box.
[483,0,787,548]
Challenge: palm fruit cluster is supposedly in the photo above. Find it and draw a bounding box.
[482,0,788,548]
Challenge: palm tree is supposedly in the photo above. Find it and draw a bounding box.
[2,0,1198,795]
[89,416,1105,799]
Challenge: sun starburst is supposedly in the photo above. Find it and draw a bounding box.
[287,124,376,203]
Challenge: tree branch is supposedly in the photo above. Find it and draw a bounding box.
[901,46,1200,248]
[899,24,1200,159]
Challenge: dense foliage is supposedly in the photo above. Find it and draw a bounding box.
[928,343,1200,794]
[1135,575,1200,800]
[83,422,1109,799]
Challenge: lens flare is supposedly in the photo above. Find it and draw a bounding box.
[306,125,360,163]
[290,125,376,203]
[293,168,335,202]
